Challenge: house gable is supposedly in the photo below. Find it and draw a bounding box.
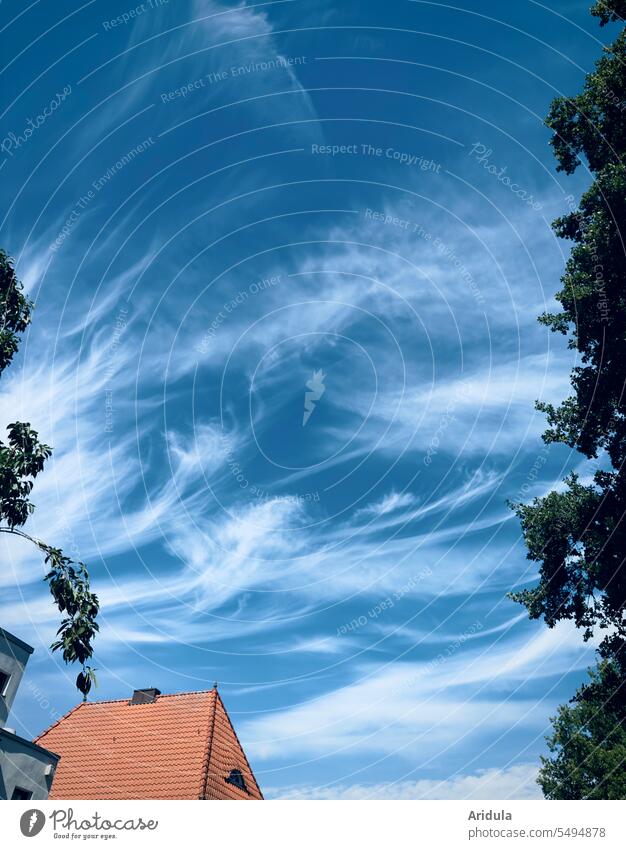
[35,688,262,800]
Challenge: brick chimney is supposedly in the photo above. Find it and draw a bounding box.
[130,687,161,705]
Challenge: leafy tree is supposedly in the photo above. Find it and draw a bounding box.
[510,3,626,797]
[539,660,626,799]
[511,7,626,659]
[0,249,98,699]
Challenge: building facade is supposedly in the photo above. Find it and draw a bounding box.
[0,627,59,800]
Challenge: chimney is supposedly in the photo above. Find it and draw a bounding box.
[130,687,161,705]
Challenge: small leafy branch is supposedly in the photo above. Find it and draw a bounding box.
[43,542,98,699]
[0,249,99,699]
[0,527,99,700]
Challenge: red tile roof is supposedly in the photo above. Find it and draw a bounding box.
[35,689,263,800]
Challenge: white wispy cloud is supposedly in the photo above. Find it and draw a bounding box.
[267,763,541,799]
[243,622,593,762]
[0,0,586,801]
[354,490,419,519]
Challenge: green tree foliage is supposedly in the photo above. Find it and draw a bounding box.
[0,249,98,699]
[511,9,626,660]
[510,4,626,798]
[539,660,626,799]
[590,0,626,27]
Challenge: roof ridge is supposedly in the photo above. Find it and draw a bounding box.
[199,689,218,799]
[63,689,216,707]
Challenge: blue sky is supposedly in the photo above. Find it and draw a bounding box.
[0,0,618,799]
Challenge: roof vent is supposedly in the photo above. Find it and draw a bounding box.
[130,687,161,705]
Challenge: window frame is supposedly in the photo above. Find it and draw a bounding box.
[11,786,33,800]
[225,768,249,793]
[0,668,11,698]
